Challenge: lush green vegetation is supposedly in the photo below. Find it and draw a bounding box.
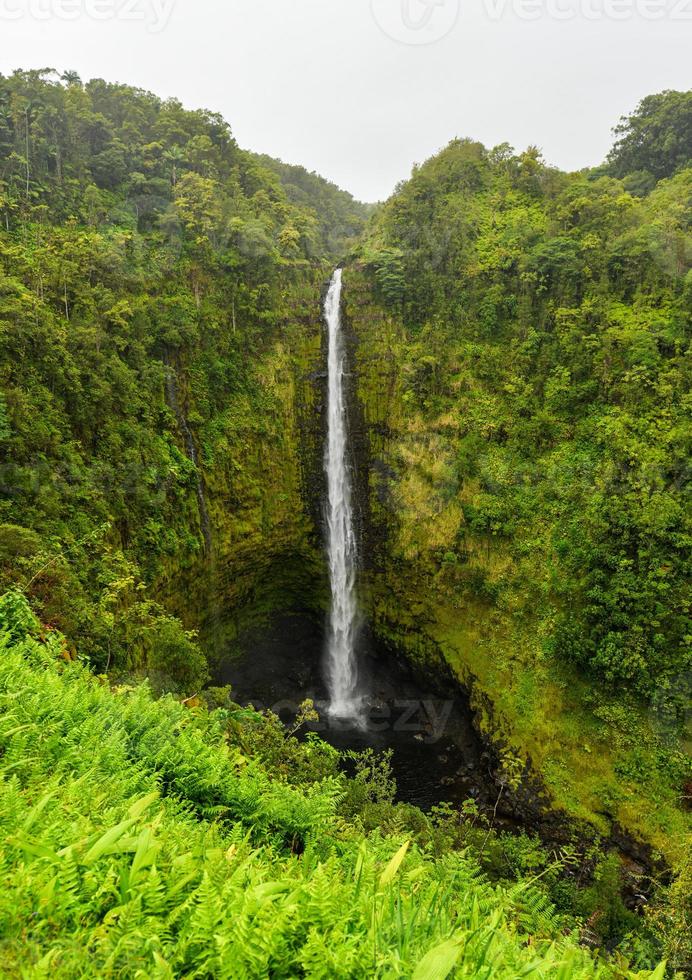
[0,68,351,684]
[354,89,690,706]
[606,90,692,189]
[344,89,690,866]
[0,70,689,976]
[255,154,372,257]
[0,591,678,977]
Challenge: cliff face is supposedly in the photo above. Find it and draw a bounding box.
[146,254,685,860]
[340,266,511,676]
[339,265,688,862]
[158,273,330,662]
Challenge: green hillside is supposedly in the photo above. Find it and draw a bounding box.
[0,68,339,681]
[345,96,690,860]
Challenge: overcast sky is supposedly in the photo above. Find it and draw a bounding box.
[0,0,689,201]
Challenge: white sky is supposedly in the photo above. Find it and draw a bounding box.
[0,0,689,201]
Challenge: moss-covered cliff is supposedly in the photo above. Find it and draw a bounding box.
[340,257,689,863]
[163,272,330,660]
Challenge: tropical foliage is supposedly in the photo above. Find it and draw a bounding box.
[0,68,355,682]
[0,69,689,976]
[0,596,670,977]
[357,101,690,708]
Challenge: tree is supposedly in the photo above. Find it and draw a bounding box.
[607,90,692,182]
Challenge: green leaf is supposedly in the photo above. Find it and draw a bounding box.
[129,827,160,886]
[21,789,58,832]
[379,840,410,888]
[10,834,59,863]
[412,935,463,980]
[82,817,138,864]
[128,791,159,821]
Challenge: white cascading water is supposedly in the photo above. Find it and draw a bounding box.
[324,269,361,719]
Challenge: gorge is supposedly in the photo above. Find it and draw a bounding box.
[0,71,688,976]
[215,267,493,814]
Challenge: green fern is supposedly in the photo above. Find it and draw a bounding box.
[0,618,668,979]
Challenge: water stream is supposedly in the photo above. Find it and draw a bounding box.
[323,269,362,719]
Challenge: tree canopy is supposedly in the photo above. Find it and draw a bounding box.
[607,90,692,185]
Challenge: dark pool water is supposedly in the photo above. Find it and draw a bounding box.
[215,612,493,811]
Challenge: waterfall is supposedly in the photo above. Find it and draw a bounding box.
[324,269,361,719]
